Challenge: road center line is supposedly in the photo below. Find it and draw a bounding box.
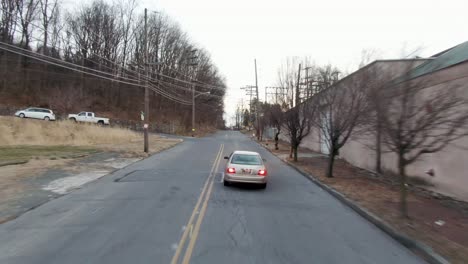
[181,148,223,264]
[170,144,224,264]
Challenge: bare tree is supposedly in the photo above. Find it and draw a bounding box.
[1,0,226,130]
[1,0,18,43]
[284,101,313,162]
[265,103,284,150]
[1,0,19,91]
[361,64,397,174]
[38,0,58,54]
[242,109,250,128]
[116,0,137,70]
[311,65,370,178]
[380,70,468,217]
[358,48,382,69]
[16,0,39,49]
[277,57,298,108]
[279,61,315,161]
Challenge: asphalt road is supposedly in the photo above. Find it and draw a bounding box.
[0,131,425,264]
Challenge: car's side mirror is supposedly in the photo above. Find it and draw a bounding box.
[263,158,267,162]
[224,156,229,160]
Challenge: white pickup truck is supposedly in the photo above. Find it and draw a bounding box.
[68,112,110,125]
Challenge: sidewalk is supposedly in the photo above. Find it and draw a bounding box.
[262,140,468,264]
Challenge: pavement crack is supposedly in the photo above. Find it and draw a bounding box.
[228,225,239,248]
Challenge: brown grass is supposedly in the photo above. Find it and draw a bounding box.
[0,116,141,146]
[0,116,182,159]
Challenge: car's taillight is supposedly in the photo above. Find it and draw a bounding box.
[258,169,267,176]
[227,167,236,174]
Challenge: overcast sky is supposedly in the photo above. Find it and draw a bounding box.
[128,0,466,124]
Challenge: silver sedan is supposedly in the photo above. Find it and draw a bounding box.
[223,151,268,189]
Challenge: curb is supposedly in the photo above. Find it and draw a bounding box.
[0,160,28,167]
[257,142,449,264]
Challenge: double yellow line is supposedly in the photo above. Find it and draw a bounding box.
[171,144,224,264]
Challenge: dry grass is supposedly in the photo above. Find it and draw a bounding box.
[0,116,182,160]
[98,136,182,158]
[0,116,140,146]
[0,145,96,163]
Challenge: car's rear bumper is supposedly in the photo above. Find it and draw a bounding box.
[224,174,267,184]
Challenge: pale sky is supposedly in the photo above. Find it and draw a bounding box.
[102,0,468,124]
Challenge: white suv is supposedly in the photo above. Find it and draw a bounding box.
[15,107,56,121]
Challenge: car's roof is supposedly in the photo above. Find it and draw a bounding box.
[28,107,51,110]
[232,150,261,156]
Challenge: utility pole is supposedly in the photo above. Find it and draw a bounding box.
[304,67,309,101]
[240,98,244,129]
[302,66,316,101]
[143,8,149,153]
[254,59,260,141]
[296,63,301,107]
[192,82,195,134]
[265,86,284,105]
[189,49,198,136]
[240,85,256,130]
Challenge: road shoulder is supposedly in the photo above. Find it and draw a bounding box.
[0,138,182,224]
[256,139,454,264]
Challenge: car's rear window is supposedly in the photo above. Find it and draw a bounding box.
[231,154,262,165]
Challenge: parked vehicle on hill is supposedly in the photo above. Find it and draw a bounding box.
[68,112,110,125]
[15,107,56,121]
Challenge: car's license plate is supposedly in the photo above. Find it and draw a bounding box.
[241,168,252,174]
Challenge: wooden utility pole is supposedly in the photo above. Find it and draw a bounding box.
[144,8,149,153]
[296,63,301,107]
[241,85,256,130]
[304,67,309,100]
[254,59,260,140]
[303,66,315,101]
[265,86,284,105]
[189,49,198,136]
[241,98,244,129]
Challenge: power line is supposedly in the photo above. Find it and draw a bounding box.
[5,8,228,92]
[0,43,193,105]
[0,32,193,103]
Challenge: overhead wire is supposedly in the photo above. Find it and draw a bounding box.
[0,42,193,105]
[5,10,227,93]
[2,27,193,103]
[4,9,221,105]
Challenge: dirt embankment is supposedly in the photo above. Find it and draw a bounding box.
[0,116,141,146]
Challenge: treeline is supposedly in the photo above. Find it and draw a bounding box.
[0,0,226,129]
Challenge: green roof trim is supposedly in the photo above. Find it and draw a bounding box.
[400,41,468,82]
